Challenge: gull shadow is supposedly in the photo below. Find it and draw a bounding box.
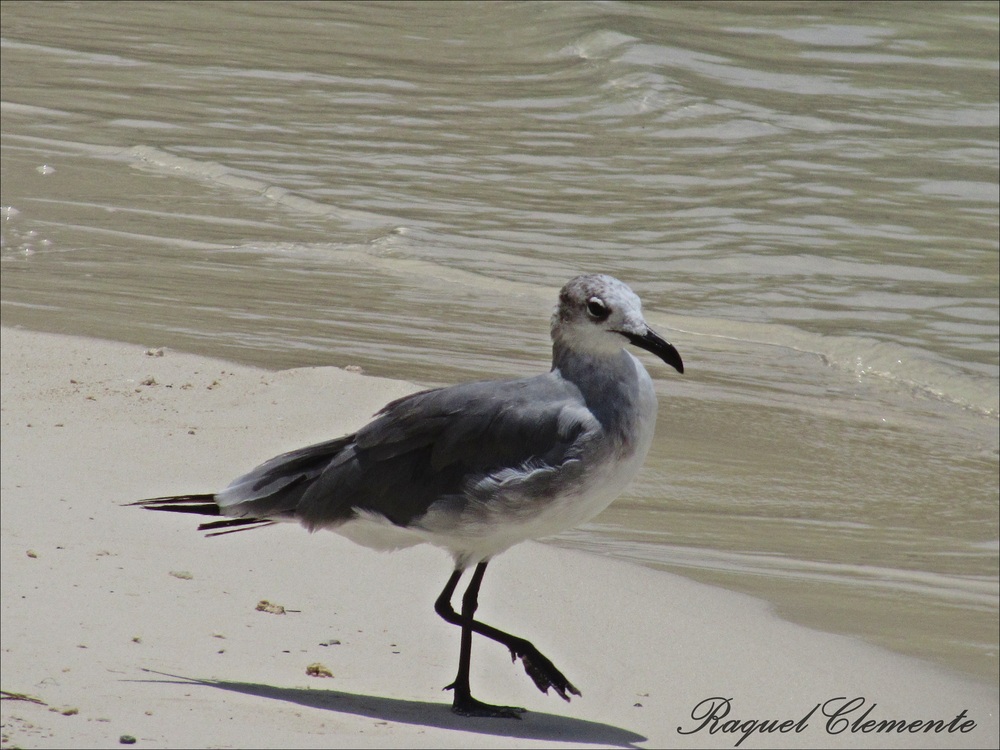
[135,669,646,747]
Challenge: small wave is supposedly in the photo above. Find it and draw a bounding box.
[560,534,1000,611]
[650,312,999,418]
[125,146,386,229]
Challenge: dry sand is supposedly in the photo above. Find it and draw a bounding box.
[1,325,996,748]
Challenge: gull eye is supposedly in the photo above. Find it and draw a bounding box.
[586,297,610,321]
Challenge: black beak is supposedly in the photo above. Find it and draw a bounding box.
[621,328,684,374]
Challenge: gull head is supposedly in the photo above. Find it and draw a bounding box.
[551,274,684,374]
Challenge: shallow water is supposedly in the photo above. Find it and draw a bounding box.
[2,1,997,681]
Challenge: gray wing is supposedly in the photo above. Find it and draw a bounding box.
[217,373,599,530]
[214,434,356,520]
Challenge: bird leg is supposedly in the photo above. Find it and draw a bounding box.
[434,561,580,718]
[435,564,524,718]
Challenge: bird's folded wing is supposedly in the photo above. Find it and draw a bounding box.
[295,374,601,528]
[210,374,600,530]
[214,435,355,518]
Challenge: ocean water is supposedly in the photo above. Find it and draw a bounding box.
[2,1,997,681]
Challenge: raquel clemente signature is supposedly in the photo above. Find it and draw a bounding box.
[676,696,978,747]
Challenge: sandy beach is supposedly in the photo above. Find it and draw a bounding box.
[1,325,996,749]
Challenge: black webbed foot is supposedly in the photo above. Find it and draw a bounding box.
[507,642,581,701]
[444,683,527,718]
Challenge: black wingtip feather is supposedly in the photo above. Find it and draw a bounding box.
[202,520,277,537]
[197,517,271,532]
[129,494,276,537]
[127,494,221,516]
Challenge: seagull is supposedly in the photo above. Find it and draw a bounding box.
[131,273,683,718]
